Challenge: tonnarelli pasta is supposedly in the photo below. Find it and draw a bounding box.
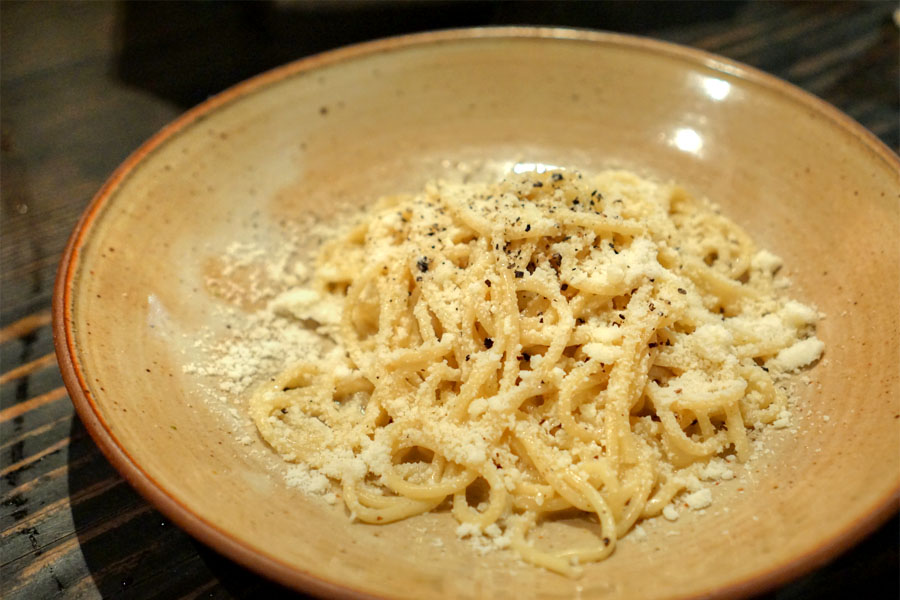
[249,170,823,576]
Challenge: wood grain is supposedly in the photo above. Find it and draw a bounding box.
[1,1,896,599]
[0,311,52,345]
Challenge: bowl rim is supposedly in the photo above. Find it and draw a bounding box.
[52,26,900,600]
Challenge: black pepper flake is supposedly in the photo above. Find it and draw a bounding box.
[521,352,531,361]
[561,283,569,291]
[648,342,659,349]
[551,173,564,182]
[576,318,585,325]
[550,253,562,271]
[677,288,687,295]
[525,224,531,232]
[484,338,494,349]
[572,199,579,205]
[465,354,470,361]
[417,257,430,273]
[761,366,769,372]
[533,181,543,188]
[603,537,610,546]
[514,270,524,278]
[280,408,288,414]
[485,280,492,287]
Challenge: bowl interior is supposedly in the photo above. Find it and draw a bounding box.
[59,30,899,599]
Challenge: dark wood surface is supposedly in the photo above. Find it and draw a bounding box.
[2,2,897,598]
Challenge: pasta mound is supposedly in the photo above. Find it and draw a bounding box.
[249,170,822,576]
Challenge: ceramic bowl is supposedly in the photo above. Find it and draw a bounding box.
[54,28,899,599]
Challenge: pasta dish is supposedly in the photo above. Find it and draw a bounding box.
[248,169,823,576]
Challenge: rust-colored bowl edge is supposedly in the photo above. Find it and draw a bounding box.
[52,26,900,600]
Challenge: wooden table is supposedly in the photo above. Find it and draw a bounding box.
[2,2,897,598]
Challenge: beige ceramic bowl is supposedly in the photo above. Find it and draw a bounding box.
[54,28,899,599]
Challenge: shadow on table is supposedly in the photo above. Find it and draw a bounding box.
[68,415,897,599]
[111,0,742,109]
[66,415,300,598]
[109,1,899,150]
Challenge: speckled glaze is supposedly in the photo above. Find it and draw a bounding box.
[54,28,899,599]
